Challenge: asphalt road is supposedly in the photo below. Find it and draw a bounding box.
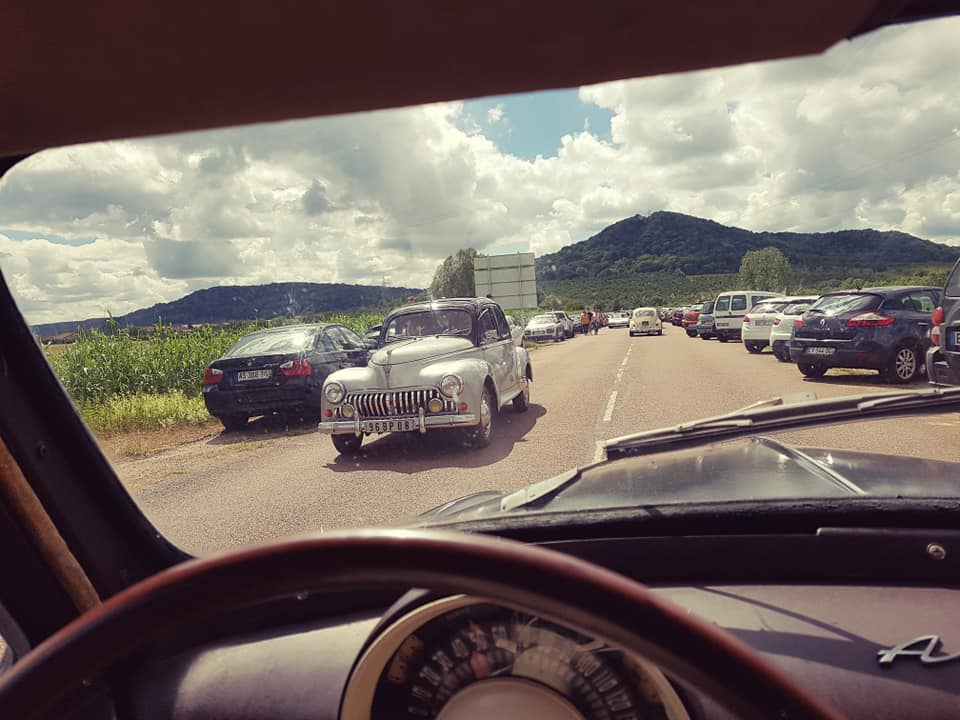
[118,327,960,555]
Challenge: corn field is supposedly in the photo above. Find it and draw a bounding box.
[45,312,387,406]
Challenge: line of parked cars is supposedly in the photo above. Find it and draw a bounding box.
[676,270,960,385]
[199,260,960,438]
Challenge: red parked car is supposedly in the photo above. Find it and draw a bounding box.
[682,302,706,337]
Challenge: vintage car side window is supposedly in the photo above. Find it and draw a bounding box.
[478,311,499,343]
[492,307,511,339]
[731,295,747,311]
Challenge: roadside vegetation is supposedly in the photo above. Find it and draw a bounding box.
[45,311,386,436]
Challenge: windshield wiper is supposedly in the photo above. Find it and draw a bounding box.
[603,386,960,459]
[383,334,419,344]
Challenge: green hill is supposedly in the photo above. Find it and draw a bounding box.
[537,211,959,280]
[33,281,422,338]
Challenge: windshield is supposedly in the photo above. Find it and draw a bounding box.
[3,15,960,555]
[810,293,881,315]
[225,330,312,357]
[751,301,789,314]
[383,310,473,340]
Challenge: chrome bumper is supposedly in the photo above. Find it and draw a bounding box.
[318,412,478,436]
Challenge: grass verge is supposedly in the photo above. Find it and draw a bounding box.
[79,392,211,435]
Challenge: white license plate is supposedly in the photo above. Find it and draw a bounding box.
[715,320,730,328]
[754,319,772,326]
[360,417,417,433]
[951,330,959,346]
[237,369,272,381]
[806,347,835,356]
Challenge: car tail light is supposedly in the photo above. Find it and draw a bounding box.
[203,367,223,385]
[847,312,895,327]
[793,319,804,328]
[279,359,312,376]
[743,315,751,323]
[931,324,941,345]
[932,306,944,326]
[773,318,781,326]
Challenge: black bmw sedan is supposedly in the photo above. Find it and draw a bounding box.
[202,324,372,430]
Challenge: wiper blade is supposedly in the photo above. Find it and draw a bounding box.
[603,386,960,459]
[383,335,419,344]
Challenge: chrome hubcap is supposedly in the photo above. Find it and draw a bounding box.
[896,349,915,379]
[480,394,491,438]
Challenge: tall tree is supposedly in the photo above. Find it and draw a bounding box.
[430,248,479,298]
[738,247,792,292]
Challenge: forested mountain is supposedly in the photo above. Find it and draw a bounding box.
[34,282,421,337]
[536,211,958,280]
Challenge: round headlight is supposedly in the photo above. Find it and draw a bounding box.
[324,381,346,405]
[439,374,463,398]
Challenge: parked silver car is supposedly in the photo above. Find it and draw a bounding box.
[524,312,567,342]
[317,298,533,454]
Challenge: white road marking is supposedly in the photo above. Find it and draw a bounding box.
[615,368,623,383]
[620,356,629,367]
[603,390,618,422]
[593,441,605,463]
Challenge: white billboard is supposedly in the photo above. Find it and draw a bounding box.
[473,253,538,310]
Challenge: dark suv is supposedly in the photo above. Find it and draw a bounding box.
[927,258,960,385]
[788,286,940,383]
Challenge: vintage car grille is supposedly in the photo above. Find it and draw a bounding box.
[341,388,456,418]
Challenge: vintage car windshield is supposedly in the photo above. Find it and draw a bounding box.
[383,309,473,340]
[2,15,960,556]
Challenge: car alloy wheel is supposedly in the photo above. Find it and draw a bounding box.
[461,387,494,448]
[797,362,827,378]
[887,345,920,384]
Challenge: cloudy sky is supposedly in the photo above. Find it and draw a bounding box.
[2,17,960,324]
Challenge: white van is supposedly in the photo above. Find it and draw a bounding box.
[712,290,782,342]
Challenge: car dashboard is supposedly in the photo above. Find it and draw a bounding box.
[119,530,960,720]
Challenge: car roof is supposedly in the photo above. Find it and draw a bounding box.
[824,286,940,296]
[3,3,955,158]
[388,298,493,316]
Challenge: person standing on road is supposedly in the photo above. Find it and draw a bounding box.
[580,309,590,335]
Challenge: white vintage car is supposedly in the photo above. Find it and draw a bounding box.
[317,298,534,454]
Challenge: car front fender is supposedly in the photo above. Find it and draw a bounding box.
[514,346,532,381]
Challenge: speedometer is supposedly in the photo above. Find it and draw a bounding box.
[342,596,689,720]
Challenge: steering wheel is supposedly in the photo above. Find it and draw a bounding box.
[0,529,842,719]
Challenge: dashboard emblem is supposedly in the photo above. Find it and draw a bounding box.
[877,635,960,666]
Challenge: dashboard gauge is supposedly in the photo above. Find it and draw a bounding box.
[341,596,689,720]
